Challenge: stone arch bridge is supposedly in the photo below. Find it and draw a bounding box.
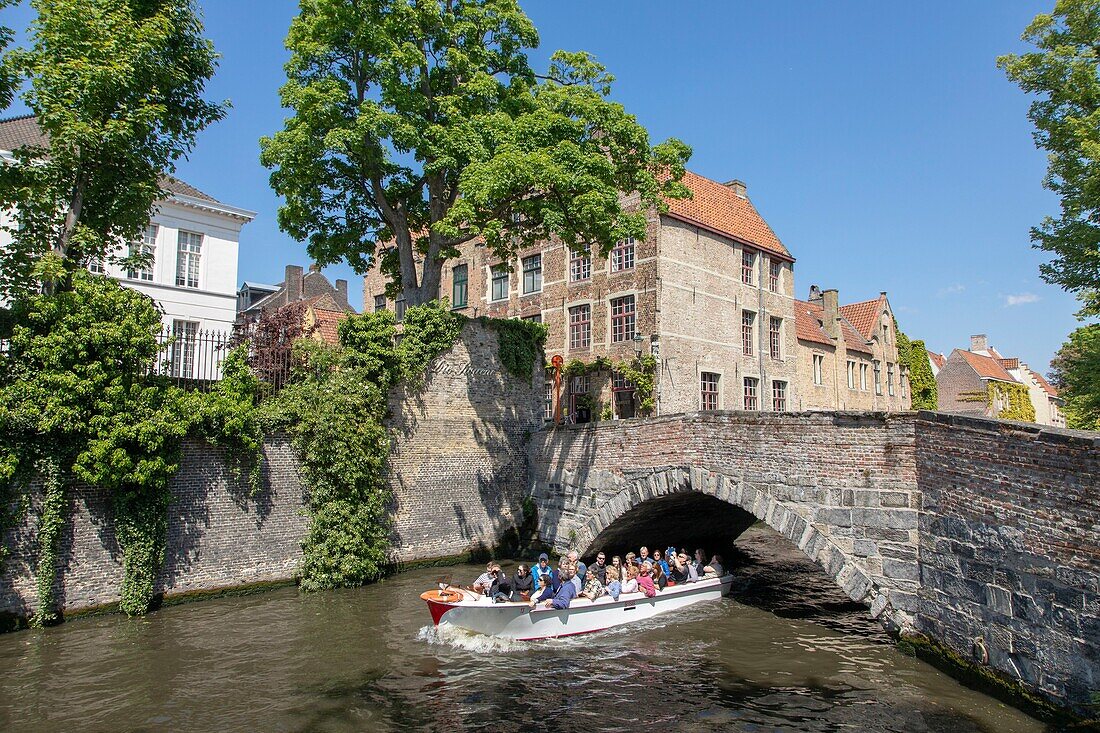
[527,410,1100,713]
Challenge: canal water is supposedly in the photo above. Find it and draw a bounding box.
[0,527,1046,733]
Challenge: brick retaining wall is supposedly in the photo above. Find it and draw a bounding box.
[0,321,541,619]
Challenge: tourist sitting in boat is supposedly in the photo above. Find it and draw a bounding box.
[669,551,698,584]
[591,552,607,583]
[638,546,652,566]
[703,554,725,578]
[624,551,637,568]
[611,555,622,574]
[472,561,497,595]
[568,550,587,581]
[693,549,707,577]
[531,564,578,609]
[488,565,512,602]
[511,564,533,602]
[621,564,639,594]
[566,556,583,595]
[532,553,552,590]
[651,560,668,591]
[652,549,670,577]
[604,565,621,600]
[637,562,657,597]
[579,566,605,602]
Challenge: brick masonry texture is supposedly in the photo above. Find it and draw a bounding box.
[528,410,1100,713]
[915,412,1099,709]
[0,320,541,618]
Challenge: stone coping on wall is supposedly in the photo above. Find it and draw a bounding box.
[917,410,1100,447]
[544,410,919,433]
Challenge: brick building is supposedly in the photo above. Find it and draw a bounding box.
[794,287,910,411]
[936,335,1064,426]
[364,171,798,418]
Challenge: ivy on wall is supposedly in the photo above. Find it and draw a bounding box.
[550,354,657,418]
[0,285,546,621]
[895,322,938,410]
[960,381,1036,423]
[0,273,274,622]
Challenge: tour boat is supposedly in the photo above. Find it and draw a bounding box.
[420,574,734,640]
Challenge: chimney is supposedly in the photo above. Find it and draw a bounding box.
[285,264,304,302]
[822,288,841,339]
[970,334,988,353]
[335,278,348,304]
[723,179,747,199]
[808,285,823,303]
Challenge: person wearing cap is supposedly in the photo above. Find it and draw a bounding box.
[531,564,577,609]
[532,553,553,592]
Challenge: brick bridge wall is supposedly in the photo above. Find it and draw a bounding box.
[528,411,1100,712]
[0,320,542,619]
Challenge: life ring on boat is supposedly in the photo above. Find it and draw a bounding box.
[420,588,463,603]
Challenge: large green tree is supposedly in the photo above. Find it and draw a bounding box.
[999,0,1100,316]
[1049,323,1100,429]
[0,0,225,298]
[262,0,691,306]
[0,0,18,111]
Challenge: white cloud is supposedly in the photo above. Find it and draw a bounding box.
[937,284,965,297]
[1004,293,1040,306]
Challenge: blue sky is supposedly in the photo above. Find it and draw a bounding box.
[2,1,1084,372]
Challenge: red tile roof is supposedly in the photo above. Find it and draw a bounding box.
[664,171,792,261]
[795,300,833,347]
[310,307,347,346]
[795,300,874,355]
[958,350,1018,382]
[998,357,1019,370]
[838,296,885,341]
[0,114,220,204]
[928,351,946,370]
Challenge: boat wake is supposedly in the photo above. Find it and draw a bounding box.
[416,624,528,654]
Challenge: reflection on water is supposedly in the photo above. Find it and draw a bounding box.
[0,528,1047,733]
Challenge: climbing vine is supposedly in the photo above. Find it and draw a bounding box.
[960,382,1036,422]
[895,322,937,410]
[614,354,657,414]
[264,303,467,591]
[486,318,547,379]
[0,273,270,622]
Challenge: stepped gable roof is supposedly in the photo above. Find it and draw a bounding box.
[795,299,874,355]
[928,350,946,371]
[958,349,1018,383]
[1027,368,1059,398]
[838,296,885,341]
[664,170,792,261]
[0,113,221,204]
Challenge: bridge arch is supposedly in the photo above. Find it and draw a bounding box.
[559,465,909,632]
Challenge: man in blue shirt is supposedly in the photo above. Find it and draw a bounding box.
[532,565,577,609]
[531,553,553,591]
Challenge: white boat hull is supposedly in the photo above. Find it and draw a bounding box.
[423,575,734,640]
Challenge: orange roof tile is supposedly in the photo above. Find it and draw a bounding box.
[928,351,946,370]
[998,357,1019,370]
[795,300,874,355]
[310,307,348,346]
[795,300,833,347]
[958,350,1018,382]
[664,171,792,261]
[838,297,884,341]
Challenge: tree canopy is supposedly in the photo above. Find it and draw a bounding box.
[999,0,1100,317]
[1049,323,1100,430]
[262,0,691,305]
[0,0,226,298]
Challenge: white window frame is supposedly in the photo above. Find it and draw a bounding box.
[812,353,824,386]
[175,230,202,288]
[128,224,157,281]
